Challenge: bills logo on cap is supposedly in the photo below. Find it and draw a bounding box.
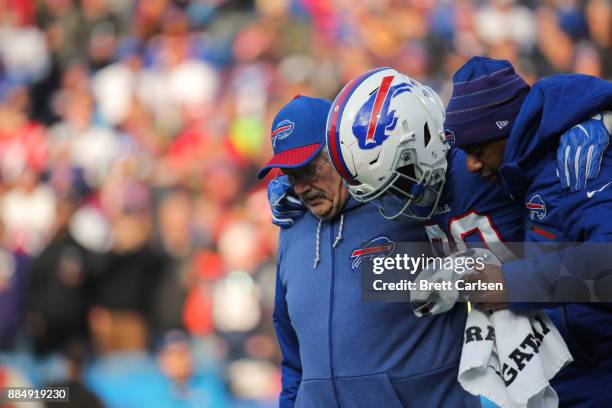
[443,129,455,145]
[350,236,396,270]
[526,194,547,220]
[271,119,295,148]
[352,76,414,150]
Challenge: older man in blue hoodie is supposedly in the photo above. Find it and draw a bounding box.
[445,56,612,406]
[259,95,478,408]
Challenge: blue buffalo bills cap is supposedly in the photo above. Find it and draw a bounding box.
[257,95,332,179]
[445,56,530,147]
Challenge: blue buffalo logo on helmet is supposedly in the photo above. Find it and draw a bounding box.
[271,119,295,148]
[352,76,414,150]
[350,236,396,270]
[526,194,547,220]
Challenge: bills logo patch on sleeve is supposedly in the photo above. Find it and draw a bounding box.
[526,194,547,221]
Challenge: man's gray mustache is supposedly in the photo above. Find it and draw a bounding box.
[301,192,326,202]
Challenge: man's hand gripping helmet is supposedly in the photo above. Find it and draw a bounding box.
[325,67,450,221]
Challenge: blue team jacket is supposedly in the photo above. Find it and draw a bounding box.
[499,74,612,405]
[273,198,479,408]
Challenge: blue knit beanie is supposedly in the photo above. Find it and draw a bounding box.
[445,56,530,147]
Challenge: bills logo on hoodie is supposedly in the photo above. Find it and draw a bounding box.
[352,77,414,150]
[350,236,395,270]
[526,195,547,221]
[272,119,295,148]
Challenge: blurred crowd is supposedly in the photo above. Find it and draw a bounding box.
[0,0,609,406]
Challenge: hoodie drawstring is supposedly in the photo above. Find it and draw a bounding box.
[314,219,322,268]
[333,214,344,248]
[313,214,344,268]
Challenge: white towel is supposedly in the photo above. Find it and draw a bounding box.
[460,308,572,408]
[410,249,573,408]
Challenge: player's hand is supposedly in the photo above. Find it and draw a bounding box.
[460,264,508,311]
[557,112,612,192]
[268,175,306,228]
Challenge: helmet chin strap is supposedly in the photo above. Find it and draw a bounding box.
[409,183,426,199]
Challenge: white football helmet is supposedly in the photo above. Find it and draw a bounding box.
[325,67,450,221]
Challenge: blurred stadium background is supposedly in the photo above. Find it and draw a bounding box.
[0,0,609,407]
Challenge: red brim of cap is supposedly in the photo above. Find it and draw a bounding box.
[257,143,324,179]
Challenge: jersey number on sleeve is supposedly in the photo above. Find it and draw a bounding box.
[425,210,515,262]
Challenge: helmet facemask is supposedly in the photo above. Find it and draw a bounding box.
[374,141,447,222]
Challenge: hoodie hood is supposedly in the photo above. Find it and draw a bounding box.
[500,74,612,201]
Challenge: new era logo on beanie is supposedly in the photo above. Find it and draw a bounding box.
[445,57,530,148]
[496,120,509,130]
[258,96,332,179]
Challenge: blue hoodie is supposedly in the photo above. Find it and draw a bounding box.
[273,197,479,408]
[499,74,612,405]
